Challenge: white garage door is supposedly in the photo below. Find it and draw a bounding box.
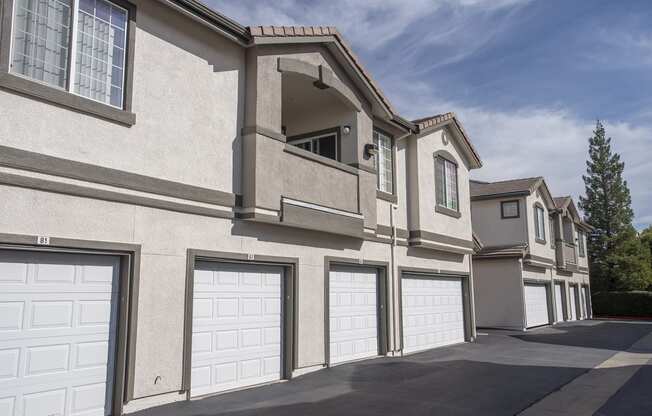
[401,276,465,354]
[554,283,565,322]
[0,249,120,416]
[524,284,550,328]
[329,266,378,365]
[569,286,578,320]
[191,262,283,397]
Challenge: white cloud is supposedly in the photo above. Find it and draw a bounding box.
[206,0,530,52]
[205,0,651,229]
[385,81,652,229]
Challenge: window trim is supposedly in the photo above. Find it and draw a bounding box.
[0,0,137,126]
[533,202,546,244]
[287,126,342,162]
[577,230,586,257]
[373,127,396,200]
[434,151,461,218]
[500,199,520,219]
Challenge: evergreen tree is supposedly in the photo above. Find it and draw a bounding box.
[640,226,652,288]
[579,120,648,291]
[604,227,652,291]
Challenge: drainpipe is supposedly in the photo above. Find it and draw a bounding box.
[389,202,398,354]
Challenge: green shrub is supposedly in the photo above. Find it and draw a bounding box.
[592,291,652,317]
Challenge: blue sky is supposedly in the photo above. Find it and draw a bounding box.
[208,0,652,229]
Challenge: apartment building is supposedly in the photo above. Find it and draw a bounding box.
[0,1,482,414]
[471,177,593,330]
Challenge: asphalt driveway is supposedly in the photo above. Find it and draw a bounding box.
[132,320,652,416]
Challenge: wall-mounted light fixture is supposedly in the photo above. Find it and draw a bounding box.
[342,125,351,135]
[364,143,378,158]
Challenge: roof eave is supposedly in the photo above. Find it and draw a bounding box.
[249,33,396,120]
[471,191,531,201]
[163,0,251,45]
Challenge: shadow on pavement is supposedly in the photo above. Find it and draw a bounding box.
[511,322,652,351]
[595,364,652,416]
[134,359,585,416]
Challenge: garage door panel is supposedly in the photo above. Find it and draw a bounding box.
[554,284,564,322]
[328,267,379,365]
[525,284,550,328]
[0,249,119,416]
[401,276,465,354]
[191,262,283,397]
[569,286,578,320]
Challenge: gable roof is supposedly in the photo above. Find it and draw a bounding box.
[162,4,482,166]
[249,25,399,119]
[470,177,543,200]
[412,112,482,169]
[553,196,571,210]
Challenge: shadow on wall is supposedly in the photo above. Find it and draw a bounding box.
[136,0,246,195]
[230,220,364,251]
[511,322,652,351]
[406,246,465,264]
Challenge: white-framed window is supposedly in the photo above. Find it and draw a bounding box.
[373,129,393,194]
[435,156,458,211]
[578,230,586,257]
[535,205,546,241]
[10,0,129,108]
[289,131,338,160]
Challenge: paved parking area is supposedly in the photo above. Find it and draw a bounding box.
[132,320,652,416]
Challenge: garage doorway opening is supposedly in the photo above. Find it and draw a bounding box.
[399,270,471,355]
[324,258,389,367]
[182,251,297,399]
[0,235,139,416]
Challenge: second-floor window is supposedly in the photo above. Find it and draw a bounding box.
[373,129,393,194]
[534,205,546,241]
[578,230,586,257]
[501,200,519,219]
[435,156,458,211]
[10,0,129,108]
[290,131,338,160]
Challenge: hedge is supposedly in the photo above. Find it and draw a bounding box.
[592,291,652,318]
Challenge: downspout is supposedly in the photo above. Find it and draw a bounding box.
[389,202,399,354]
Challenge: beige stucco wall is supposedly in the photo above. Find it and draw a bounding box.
[0,4,481,413]
[577,232,589,268]
[0,180,473,409]
[0,0,246,194]
[473,258,525,330]
[411,128,473,239]
[471,197,527,247]
[525,190,556,260]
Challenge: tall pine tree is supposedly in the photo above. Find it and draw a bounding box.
[579,121,651,291]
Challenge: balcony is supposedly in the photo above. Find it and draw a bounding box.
[240,53,377,237]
